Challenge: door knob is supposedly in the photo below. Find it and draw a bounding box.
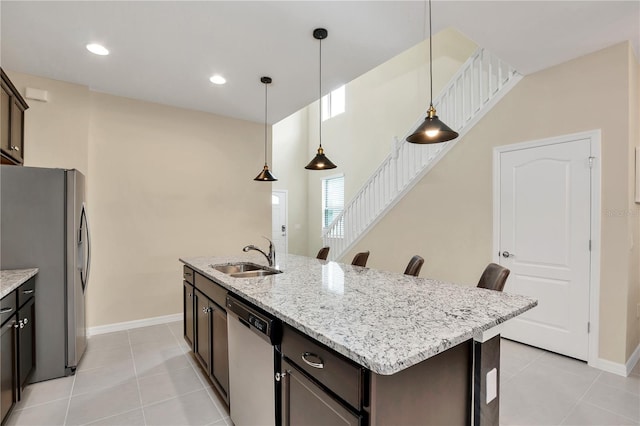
[501,251,514,258]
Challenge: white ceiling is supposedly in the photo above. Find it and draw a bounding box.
[1,1,638,124]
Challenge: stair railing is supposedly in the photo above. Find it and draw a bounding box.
[322,48,522,261]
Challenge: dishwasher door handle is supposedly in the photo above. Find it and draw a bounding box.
[301,352,324,369]
[238,317,251,329]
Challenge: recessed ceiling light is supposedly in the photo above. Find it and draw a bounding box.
[86,43,109,56]
[209,75,226,85]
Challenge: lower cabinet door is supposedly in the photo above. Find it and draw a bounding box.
[211,307,229,396]
[281,358,361,426]
[18,297,35,390]
[194,290,211,372]
[1,319,17,423]
[183,282,195,350]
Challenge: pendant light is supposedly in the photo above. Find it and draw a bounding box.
[406,0,459,144]
[305,28,337,170]
[254,76,278,181]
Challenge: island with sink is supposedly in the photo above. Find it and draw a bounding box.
[180,252,536,426]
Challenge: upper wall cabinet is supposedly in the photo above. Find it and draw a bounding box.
[1,68,29,165]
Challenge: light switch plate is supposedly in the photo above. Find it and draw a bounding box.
[486,368,497,404]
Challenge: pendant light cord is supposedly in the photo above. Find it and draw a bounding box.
[319,36,323,149]
[429,0,433,107]
[264,81,268,166]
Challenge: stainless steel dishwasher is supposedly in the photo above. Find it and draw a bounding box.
[226,295,281,426]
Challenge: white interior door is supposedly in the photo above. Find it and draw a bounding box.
[497,138,592,361]
[272,190,287,255]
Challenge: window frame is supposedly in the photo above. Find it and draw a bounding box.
[321,173,345,238]
[321,85,346,122]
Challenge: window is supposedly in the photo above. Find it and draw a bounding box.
[322,175,344,236]
[321,85,345,121]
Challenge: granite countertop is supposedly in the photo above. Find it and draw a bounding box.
[181,254,537,375]
[1,269,38,299]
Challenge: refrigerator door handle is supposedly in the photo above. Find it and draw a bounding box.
[80,203,91,292]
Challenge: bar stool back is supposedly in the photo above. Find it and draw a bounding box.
[477,263,510,292]
[351,251,370,267]
[404,255,425,277]
[316,247,330,260]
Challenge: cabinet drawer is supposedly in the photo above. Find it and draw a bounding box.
[281,324,363,410]
[1,291,16,326]
[17,277,35,308]
[194,273,227,309]
[183,266,194,284]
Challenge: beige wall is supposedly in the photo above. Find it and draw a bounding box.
[346,42,638,365]
[7,71,270,328]
[627,47,640,360]
[272,109,309,255]
[8,72,90,175]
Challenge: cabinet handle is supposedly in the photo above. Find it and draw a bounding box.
[10,146,20,152]
[184,272,192,276]
[301,352,324,369]
[0,307,13,314]
[23,318,28,325]
[13,322,19,329]
[202,307,211,314]
[22,289,34,295]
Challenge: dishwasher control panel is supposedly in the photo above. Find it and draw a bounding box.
[226,294,281,344]
[249,313,267,333]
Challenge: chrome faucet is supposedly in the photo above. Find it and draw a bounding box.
[242,237,275,267]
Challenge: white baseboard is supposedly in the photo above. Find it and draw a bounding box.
[590,342,640,377]
[625,342,640,376]
[88,313,182,337]
[592,357,628,376]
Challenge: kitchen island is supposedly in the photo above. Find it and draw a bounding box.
[181,254,536,426]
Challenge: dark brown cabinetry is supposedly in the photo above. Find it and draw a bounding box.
[281,358,361,426]
[0,316,17,424]
[0,277,36,425]
[280,325,364,426]
[0,68,28,165]
[183,267,229,406]
[211,308,229,393]
[17,297,35,389]
[280,323,472,426]
[194,289,211,370]
[183,282,194,350]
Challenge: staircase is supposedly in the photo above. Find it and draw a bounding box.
[322,48,522,261]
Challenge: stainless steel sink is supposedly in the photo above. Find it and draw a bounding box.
[212,262,282,278]
[213,263,263,274]
[230,269,282,278]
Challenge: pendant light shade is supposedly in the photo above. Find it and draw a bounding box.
[407,0,459,145]
[406,105,459,144]
[254,165,277,181]
[305,28,337,170]
[254,76,277,181]
[305,146,337,170]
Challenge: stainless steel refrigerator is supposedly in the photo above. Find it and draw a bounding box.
[1,165,90,382]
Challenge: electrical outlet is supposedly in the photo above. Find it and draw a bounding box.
[486,368,497,404]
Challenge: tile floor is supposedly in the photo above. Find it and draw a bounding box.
[5,321,640,426]
[7,321,231,426]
